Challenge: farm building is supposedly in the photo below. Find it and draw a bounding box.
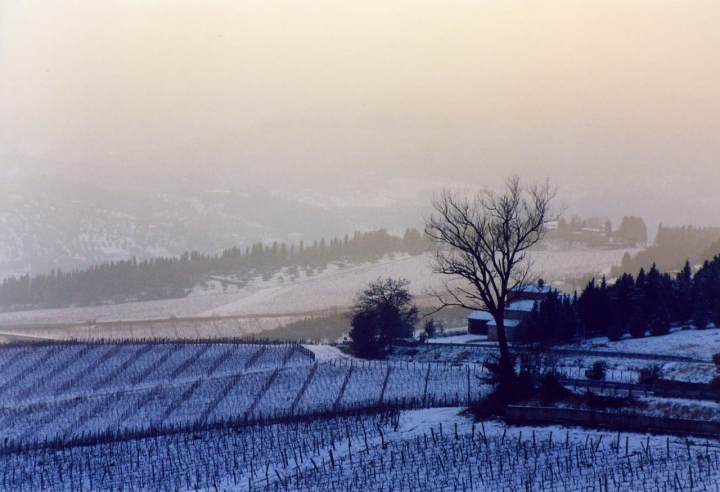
[466,310,493,335]
[467,281,555,342]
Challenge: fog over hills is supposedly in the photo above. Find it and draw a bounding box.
[3,153,720,279]
[0,172,429,276]
[2,0,720,275]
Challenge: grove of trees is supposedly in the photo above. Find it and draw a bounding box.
[613,224,720,276]
[544,215,647,249]
[614,216,648,245]
[526,256,720,343]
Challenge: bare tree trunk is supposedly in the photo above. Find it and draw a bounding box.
[494,316,513,379]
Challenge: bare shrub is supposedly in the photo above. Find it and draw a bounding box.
[638,364,663,385]
[585,360,608,381]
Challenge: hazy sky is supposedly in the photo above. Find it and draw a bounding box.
[2,1,720,221]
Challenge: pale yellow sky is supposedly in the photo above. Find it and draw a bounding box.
[1,1,719,212]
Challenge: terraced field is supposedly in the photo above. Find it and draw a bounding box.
[0,342,488,445]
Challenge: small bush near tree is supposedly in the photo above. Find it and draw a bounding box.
[423,318,437,339]
[479,352,570,411]
[712,352,720,370]
[585,360,608,381]
[606,319,625,342]
[586,391,637,410]
[638,364,663,385]
[709,376,720,395]
[648,316,670,337]
[480,354,535,404]
[539,371,571,404]
[710,353,720,395]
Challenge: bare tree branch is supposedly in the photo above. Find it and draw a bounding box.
[424,175,564,376]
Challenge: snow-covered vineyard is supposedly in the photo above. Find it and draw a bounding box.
[0,342,488,445]
[2,406,720,491]
[3,340,720,490]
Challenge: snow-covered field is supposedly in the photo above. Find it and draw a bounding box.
[2,328,720,491]
[557,327,720,361]
[0,248,638,338]
[3,406,719,491]
[398,328,720,385]
[0,342,489,445]
[0,316,304,343]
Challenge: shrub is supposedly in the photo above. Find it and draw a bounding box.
[539,371,571,404]
[585,360,607,381]
[694,303,710,330]
[586,391,636,410]
[710,375,720,394]
[423,318,437,338]
[648,317,670,337]
[712,352,720,371]
[606,321,624,342]
[628,314,647,339]
[638,364,663,385]
[482,355,510,389]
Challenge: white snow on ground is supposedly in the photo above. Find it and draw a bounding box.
[215,406,720,491]
[396,328,720,386]
[558,328,720,361]
[6,402,715,491]
[304,344,353,361]
[426,333,487,344]
[3,326,720,490]
[198,248,639,317]
[0,248,636,327]
[392,407,471,438]
[190,404,720,491]
[661,360,717,383]
[198,254,439,317]
[643,397,720,420]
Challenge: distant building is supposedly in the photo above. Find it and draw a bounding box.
[467,310,493,335]
[466,281,556,342]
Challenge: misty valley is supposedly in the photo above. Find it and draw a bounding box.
[2,176,720,491]
[3,1,720,488]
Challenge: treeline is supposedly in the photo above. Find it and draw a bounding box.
[0,228,428,310]
[211,228,426,274]
[545,215,647,248]
[612,224,720,276]
[527,256,720,343]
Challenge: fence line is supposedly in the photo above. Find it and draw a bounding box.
[560,377,719,401]
[420,341,709,363]
[505,405,720,437]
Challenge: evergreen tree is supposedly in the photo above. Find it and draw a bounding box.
[348,278,419,359]
[616,216,648,244]
[578,277,611,337]
[607,273,634,340]
[672,261,692,321]
[693,256,720,328]
[526,291,577,342]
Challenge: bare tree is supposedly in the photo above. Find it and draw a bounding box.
[425,175,563,381]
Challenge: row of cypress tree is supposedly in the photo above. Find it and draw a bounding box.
[0,228,428,310]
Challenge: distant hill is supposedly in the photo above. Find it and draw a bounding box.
[0,177,424,276]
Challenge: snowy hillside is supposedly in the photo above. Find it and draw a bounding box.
[0,248,637,331]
